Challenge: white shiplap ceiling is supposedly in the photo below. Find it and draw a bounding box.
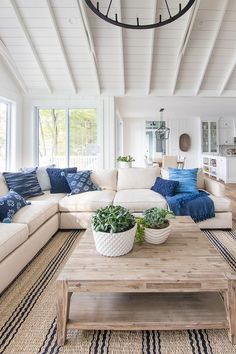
[0,0,236,97]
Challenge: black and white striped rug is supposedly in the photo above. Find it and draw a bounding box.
[0,228,236,354]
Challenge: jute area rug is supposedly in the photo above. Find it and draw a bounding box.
[1,228,236,354]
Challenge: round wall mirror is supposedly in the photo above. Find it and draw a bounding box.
[179,134,191,152]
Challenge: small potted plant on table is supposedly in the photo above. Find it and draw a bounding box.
[117,155,135,168]
[92,205,137,257]
[136,208,175,245]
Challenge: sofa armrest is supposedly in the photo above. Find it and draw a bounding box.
[204,178,225,197]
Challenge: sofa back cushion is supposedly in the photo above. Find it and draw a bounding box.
[0,173,9,197]
[168,168,198,193]
[21,165,55,191]
[161,168,205,190]
[3,170,44,198]
[117,167,160,191]
[47,167,77,193]
[91,169,117,191]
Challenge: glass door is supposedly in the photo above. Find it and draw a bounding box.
[202,122,209,153]
[210,122,217,153]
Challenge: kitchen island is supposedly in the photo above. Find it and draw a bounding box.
[202,155,236,183]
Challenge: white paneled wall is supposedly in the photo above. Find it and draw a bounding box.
[123,116,201,169]
[166,117,202,168]
[0,58,23,171]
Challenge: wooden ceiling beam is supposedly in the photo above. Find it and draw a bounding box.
[219,51,236,96]
[76,0,101,94]
[147,0,158,95]
[195,0,228,96]
[0,40,28,94]
[9,0,53,93]
[46,0,77,94]
[171,0,200,95]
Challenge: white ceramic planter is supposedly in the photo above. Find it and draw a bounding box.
[119,161,132,168]
[93,224,137,257]
[144,224,171,245]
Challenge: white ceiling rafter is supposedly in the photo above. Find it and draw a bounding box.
[171,0,200,95]
[76,0,101,94]
[147,0,158,95]
[219,51,236,96]
[46,0,77,94]
[117,0,125,95]
[0,39,28,94]
[9,0,53,93]
[195,0,229,96]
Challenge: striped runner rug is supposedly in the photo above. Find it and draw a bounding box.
[0,228,236,354]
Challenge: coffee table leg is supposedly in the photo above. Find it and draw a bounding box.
[56,280,69,346]
[226,280,236,344]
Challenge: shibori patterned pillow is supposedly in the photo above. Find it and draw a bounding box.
[0,190,31,223]
[64,170,100,195]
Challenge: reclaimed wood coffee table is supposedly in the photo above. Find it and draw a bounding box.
[56,217,236,346]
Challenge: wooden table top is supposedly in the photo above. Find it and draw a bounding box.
[57,217,235,291]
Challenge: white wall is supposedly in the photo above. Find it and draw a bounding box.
[123,116,201,168]
[0,58,23,170]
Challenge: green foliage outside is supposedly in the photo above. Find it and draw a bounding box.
[39,108,97,161]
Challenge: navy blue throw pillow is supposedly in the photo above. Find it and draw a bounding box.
[3,169,43,198]
[46,167,77,193]
[65,170,100,195]
[151,177,179,197]
[0,190,31,223]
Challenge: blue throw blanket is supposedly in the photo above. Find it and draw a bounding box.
[166,191,215,222]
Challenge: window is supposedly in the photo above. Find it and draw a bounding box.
[38,108,99,169]
[0,101,10,171]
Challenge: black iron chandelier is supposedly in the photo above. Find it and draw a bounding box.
[84,0,196,30]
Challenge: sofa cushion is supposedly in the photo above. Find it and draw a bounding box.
[65,171,100,195]
[28,190,66,203]
[161,168,205,190]
[21,165,55,191]
[151,177,179,197]
[0,190,31,223]
[46,167,77,193]
[59,190,116,212]
[0,223,29,262]
[209,195,232,212]
[3,170,44,198]
[91,169,117,191]
[168,168,198,194]
[117,167,160,191]
[12,201,57,235]
[0,173,9,197]
[113,189,167,212]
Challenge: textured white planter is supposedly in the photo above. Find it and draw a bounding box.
[144,224,171,245]
[119,161,132,168]
[93,224,137,257]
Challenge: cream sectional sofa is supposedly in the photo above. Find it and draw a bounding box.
[0,167,232,294]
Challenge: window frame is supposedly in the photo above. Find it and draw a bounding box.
[0,98,11,171]
[36,106,101,168]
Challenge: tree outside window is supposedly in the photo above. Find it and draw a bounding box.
[38,108,99,169]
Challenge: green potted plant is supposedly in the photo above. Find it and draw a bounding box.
[92,205,137,257]
[136,208,175,245]
[117,155,135,168]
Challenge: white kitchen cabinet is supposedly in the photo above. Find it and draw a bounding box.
[217,156,227,182]
[219,118,235,145]
[202,155,236,183]
[201,121,218,153]
[219,129,234,145]
[219,119,234,129]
